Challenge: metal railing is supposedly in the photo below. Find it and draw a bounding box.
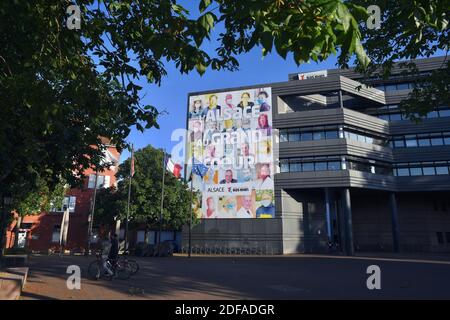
[180,246,279,255]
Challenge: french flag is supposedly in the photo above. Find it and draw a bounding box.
[166,156,182,178]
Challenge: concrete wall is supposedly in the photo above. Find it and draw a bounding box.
[350,190,450,253]
[181,218,283,254]
[280,189,328,254]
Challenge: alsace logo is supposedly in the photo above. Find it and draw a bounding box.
[207,187,225,192]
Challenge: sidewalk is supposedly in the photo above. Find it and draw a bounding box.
[174,251,450,264]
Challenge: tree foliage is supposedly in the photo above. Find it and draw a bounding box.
[95,145,193,231]
[350,0,449,119]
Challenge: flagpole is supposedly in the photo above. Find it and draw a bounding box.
[124,144,133,253]
[159,148,166,245]
[188,154,193,258]
[86,170,98,255]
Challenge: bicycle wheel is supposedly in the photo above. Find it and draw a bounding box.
[88,260,102,280]
[115,261,132,280]
[125,259,139,275]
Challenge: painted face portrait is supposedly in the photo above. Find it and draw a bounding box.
[209,95,218,108]
[256,94,266,105]
[260,164,270,180]
[225,170,234,183]
[258,114,268,128]
[239,168,253,182]
[242,196,252,210]
[241,92,251,105]
[260,193,273,207]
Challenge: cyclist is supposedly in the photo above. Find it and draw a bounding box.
[100,233,113,277]
[108,233,119,263]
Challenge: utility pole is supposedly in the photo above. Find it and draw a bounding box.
[124,144,134,253]
[188,155,194,258]
[86,171,98,255]
[159,148,166,245]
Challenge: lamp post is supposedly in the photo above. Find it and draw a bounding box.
[86,172,98,255]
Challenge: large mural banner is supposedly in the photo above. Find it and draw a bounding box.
[187,87,275,219]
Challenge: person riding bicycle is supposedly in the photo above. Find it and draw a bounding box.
[100,234,113,277]
[108,233,119,262]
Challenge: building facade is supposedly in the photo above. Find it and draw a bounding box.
[6,142,121,253]
[183,56,450,254]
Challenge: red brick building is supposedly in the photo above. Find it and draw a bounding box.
[6,143,121,253]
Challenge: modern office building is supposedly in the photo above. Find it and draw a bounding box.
[183,56,450,255]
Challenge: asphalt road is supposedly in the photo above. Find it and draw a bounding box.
[20,253,450,300]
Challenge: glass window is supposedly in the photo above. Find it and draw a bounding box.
[327,161,341,171]
[88,174,105,189]
[88,174,96,188]
[438,109,450,117]
[315,162,327,171]
[394,140,405,148]
[443,136,450,145]
[301,132,313,141]
[385,84,397,91]
[427,111,439,118]
[389,113,402,121]
[405,136,418,147]
[347,132,358,141]
[365,136,374,144]
[302,163,314,171]
[397,168,410,176]
[313,131,325,140]
[435,166,449,175]
[280,130,289,142]
[357,134,366,143]
[325,130,338,139]
[396,83,410,90]
[68,196,76,212]
[378,114,390,121]
[431,137,444,146]
[290,162,302,172]
[409,167,422,176]
[422,167,436,175]
[280,161,289,172]
[52,225,61,243]
[418,138,431,147]
[288,129,300,141]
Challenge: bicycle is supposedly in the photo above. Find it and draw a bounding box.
[88,251,133,280]
[117,254,139,275]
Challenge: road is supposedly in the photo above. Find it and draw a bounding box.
[20,253,450,300]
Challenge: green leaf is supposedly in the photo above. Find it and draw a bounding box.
[336,2,351,32]
[195,63,207,75]
[199,0,211,13]
[199,12,216,32]
[260,31,273,54]
[354,39,370,68]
